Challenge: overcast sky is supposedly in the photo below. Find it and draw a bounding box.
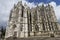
[0,0,60,27]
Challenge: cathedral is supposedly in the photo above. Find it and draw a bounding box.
[5,1,60,39]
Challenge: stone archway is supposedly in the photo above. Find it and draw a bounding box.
[50,34,54,37]
[13,24,16,29]
[13,31,17,39]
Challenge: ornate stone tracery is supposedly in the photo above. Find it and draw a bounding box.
[5,1,60,38]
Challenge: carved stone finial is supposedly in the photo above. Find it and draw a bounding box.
[42,4,44,7]
[24,3,28,9]
[14,4,16,9]
[48,4,50,6]
[24,3,27,7]
[17,1,22,5]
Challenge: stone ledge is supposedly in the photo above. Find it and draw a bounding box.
[5,37,60,40]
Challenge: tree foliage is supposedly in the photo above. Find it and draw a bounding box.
[0,26,6,38]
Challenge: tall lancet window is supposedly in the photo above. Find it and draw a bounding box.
[55,23,58,30]
[13,31,17,38]
[42,23,45,30]
[20,24,23,31]
[21,6,24,17]
[9,10,12,21]
[13,24,16,29]
[35,24,39,31]
[30,13,32,31]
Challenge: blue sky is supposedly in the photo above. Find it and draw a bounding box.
[0,0,60,27]
[26,0,60,5]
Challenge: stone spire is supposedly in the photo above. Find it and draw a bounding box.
[14,4,17,9]
[24,3,28,9]
[17,1,22,7]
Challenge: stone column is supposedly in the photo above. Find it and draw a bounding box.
[23,8,28,37]
[17,3,24,38]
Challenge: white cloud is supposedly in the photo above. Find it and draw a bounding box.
[54,6,60,19]
[0,0,25,26]
[21,0,36,8]
[0,0,18,26]
[49,2,60,19]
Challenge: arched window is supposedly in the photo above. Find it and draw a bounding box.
[50,34,54,37]
[13,31,17,38]
[21,6,24,17]
[20,24,23,31]
[13,24,16,29]
[35,24,39,31]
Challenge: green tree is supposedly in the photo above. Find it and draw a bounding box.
[1,26,6,38]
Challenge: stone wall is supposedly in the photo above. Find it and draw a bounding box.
[5,37,60,40]
[5,1,60,38]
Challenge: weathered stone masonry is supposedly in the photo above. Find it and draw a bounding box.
[5,1,60,38]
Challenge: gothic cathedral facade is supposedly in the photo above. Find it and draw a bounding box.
[5,1,60,38]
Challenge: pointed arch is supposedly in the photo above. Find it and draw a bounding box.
[13,24,16,29]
